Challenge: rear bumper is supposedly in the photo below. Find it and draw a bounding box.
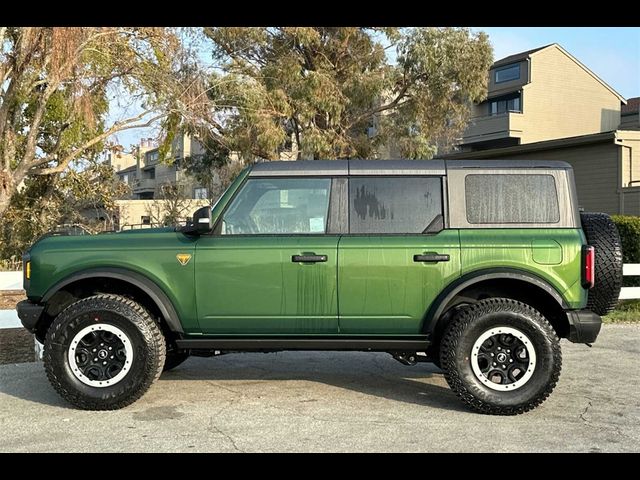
[566,309,602,343]
[16,300,45,333]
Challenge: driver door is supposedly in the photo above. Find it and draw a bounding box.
[195,176,339,334]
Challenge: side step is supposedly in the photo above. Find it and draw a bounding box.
[175,337,430,352]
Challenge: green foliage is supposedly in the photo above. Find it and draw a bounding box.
[0,162,129,260]
[611,215,640,287]
[612,215,640,264]
[203,27,493,160]
[0,27,197,219]
[182,140,232,203]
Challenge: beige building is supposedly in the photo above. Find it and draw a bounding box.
[112,135,211,201]
[442,44,640,216]
[460,44,626,151]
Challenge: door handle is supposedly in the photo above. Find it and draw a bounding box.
[414,253,450,263]
[292,254,327,263]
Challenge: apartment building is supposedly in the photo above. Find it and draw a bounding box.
[442,44,640,216]
[113,135,210,200]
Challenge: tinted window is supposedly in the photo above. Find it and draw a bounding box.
[494,64,520,83]
[349,177,442,234]
[465,174,560,224]
[221,178,331,234]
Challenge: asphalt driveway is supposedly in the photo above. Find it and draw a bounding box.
[0,324,638,452]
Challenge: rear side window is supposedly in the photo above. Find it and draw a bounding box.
[465,174,560,224]
[349,177,443,234]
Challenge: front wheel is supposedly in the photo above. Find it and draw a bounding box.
[44,294,166,410]
[440,298,562,415]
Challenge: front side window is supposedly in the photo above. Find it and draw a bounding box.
[349,177,443,234]
[494,64,520,83]
[221,178,331,235]
[465,174,560,224]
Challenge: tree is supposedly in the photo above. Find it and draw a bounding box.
[0,161,130,260]
[181,139,245,204]
[0,27,207,218]
[145,181,193,227]
[202,27,493,160]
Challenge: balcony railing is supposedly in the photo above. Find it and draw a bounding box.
[462,111,525,144]
[133,178,156,192]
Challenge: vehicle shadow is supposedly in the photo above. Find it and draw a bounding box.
[159,351,467,412]
[0,352,465,413]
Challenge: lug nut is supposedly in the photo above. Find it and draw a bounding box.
[502,365,506,369]
[110,356,114,359]
[490,353,495,357]
[93,349,97,352]
[509,359,513,363]
[493,362,497,366]
[103,361,107,365]
[93,358,98,362]
[108,347,112,350]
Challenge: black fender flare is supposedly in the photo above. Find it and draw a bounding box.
[42,268,184,333]
[424,268,569,334]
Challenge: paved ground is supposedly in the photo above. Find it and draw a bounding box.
[0,324,638,452]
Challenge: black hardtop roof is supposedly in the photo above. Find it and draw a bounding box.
[248,159,573,176]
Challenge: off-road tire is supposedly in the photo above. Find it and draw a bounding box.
[440,298,562,415]
[163,350,190,372]
[44,294,166,410]
[580,212,623,316]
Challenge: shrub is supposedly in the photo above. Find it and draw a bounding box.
[611,215,640,287]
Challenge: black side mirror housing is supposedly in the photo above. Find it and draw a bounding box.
[192,206,212,234]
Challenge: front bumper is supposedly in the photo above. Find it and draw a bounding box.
[566,309,602,343]
[16,300,45,333]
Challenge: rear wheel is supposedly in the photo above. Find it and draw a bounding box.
[44,294,166,410]
[440,298,562,415]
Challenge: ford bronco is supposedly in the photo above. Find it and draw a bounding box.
[17,160,623,414]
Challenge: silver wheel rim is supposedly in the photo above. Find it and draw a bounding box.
[471,326,537,391]
[68,324,134,388]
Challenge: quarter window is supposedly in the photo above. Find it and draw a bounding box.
[221,178,331,235]
[349,177,443,234]
[494,64,520,83]
[465,174,560,224]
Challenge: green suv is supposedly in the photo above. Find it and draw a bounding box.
[17,160,623,414]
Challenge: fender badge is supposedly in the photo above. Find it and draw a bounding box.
[176,253,192,266]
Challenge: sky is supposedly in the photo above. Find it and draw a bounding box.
[475,27,639,99]
[109,27,640,150]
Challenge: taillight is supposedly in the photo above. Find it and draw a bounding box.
[582,245,595,289]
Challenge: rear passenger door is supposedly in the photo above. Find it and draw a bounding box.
[338,175,460,334]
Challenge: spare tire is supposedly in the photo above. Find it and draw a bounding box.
[580,212,623,316]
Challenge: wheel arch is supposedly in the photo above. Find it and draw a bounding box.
[37,268,183,341]
[425,269,571,341]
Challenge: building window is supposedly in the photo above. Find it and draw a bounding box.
[489,93,522,116]
[494,64,520,83]
[465,174,560,224]
[147,168,155,180]
[194,187,208,199]
[348,177,443,234]
[141,215,151,225]
[122,174,129,184]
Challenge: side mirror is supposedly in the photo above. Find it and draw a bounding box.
[192,206,212,234]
